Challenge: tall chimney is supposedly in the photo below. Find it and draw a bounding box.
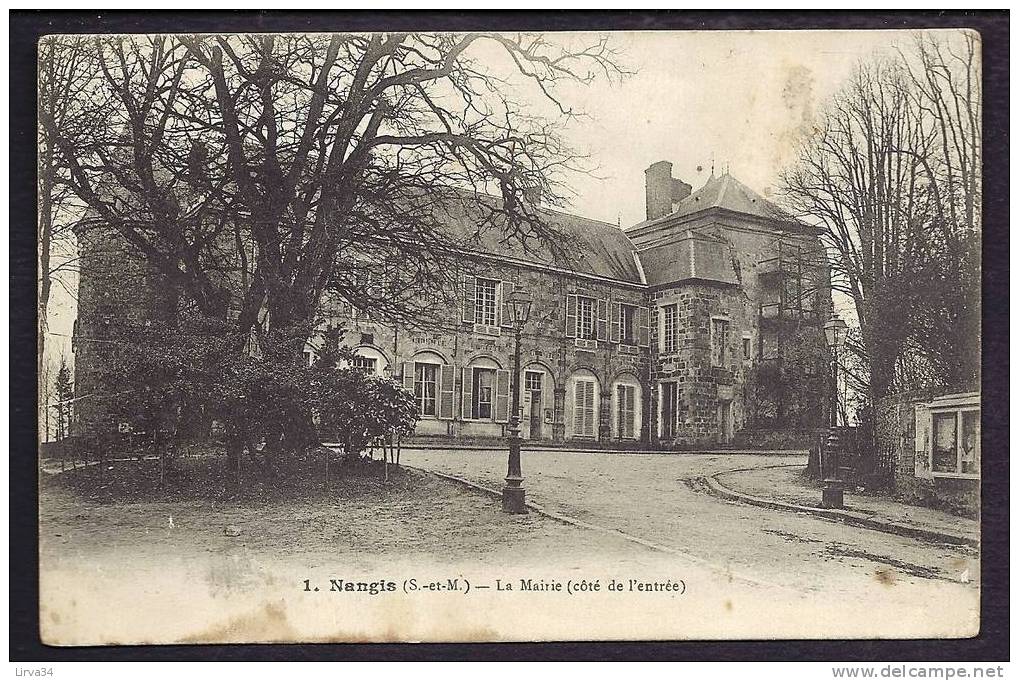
[671,177,692,204]
[645,160,674,221]
[645,161,692,221]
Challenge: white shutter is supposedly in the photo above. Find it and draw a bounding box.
[584,381,596,436]
[914,404,933,479]
[461,366,474,420]
[574,379,597,437]
[402,362,415,392]
[573,381,585,436]
[462,275,476,323]
[438,364,456,420]
[494,369,510,423]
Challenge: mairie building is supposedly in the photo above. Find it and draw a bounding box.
[73,161,830,447]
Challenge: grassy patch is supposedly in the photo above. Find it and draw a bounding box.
[45,447,404,505]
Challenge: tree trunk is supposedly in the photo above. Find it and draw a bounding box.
[38,122,55,390]
[225,434,243,485]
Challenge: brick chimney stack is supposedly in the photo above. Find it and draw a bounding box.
[645,161,692,221]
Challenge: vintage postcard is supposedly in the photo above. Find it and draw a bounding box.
[37,27,981,645]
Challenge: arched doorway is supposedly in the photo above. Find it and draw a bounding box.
[520,363,554,440]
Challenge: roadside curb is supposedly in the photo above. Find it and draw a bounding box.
[411,467,782,588]
[401,444,809,456]
[702,473,979,549]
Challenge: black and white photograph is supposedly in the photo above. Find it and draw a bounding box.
[29,21,991,647]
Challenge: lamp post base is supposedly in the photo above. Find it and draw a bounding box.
[502,483,527,514]
[821,479,844,509]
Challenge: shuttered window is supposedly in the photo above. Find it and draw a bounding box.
[617,384,636,439]
[414,362,439,417]
[619,304,638,345]
[577,297,596,340]
[464,367,510,423]
[475,278,499,327]
[573,379,597,437]
[472,368,495,419]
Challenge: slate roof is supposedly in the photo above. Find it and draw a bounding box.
[436,191,643,284]
[637,229,739,287]
[628,172,795,232]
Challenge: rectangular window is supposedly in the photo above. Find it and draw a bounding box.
[662,304,678,355]
[415,362,439,417]
[932,412,958,473]
[352,356,377,375]
[960,411,980,474]
[475,278,499,327]
[620,304,638,345]
[472,368,496,420]
[525,371,544,393]
[573,379,597,437]
[711,317,730,367]
[576,296,596,340]
[660,382,679,440]
[524,371,544,417]
[931,409,980,475]
[742,335,752,361]
[617,384,636,439]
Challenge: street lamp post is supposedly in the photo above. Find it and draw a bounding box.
[821,313,849,509]
[503,289,533,514]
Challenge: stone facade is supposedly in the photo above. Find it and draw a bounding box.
[628,171,829,446]
[71,226,177,436]
[72,164,831,448]
[321,258,651,445]
[647,283,749,445]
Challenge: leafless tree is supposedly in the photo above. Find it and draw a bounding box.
[52,33,623,335]
[38,36,93,376]
[780,30,980,404]
[47,32,625,465]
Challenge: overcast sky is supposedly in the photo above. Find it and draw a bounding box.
[546,29,933,228]
[43,29,955,379]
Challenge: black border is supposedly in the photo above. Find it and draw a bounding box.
[10,10,1009,662]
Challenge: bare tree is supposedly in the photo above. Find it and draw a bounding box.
[780,30,980,404]
[900,32,981,391]
[48,32,625,466]
[38,36,93,377]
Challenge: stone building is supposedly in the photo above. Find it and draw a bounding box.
[875,390,980,517]
[70,222,179,436]
[309,162,829,447]
[72,161,830,447]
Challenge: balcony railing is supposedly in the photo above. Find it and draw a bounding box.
[759,302,820,321]
[756,256,789,278]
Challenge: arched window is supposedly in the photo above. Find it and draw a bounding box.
[567,369,600,439]
[462,355,509,423]
[348,346,390,377]
[611,375,642,440]
[402,351,454,420]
